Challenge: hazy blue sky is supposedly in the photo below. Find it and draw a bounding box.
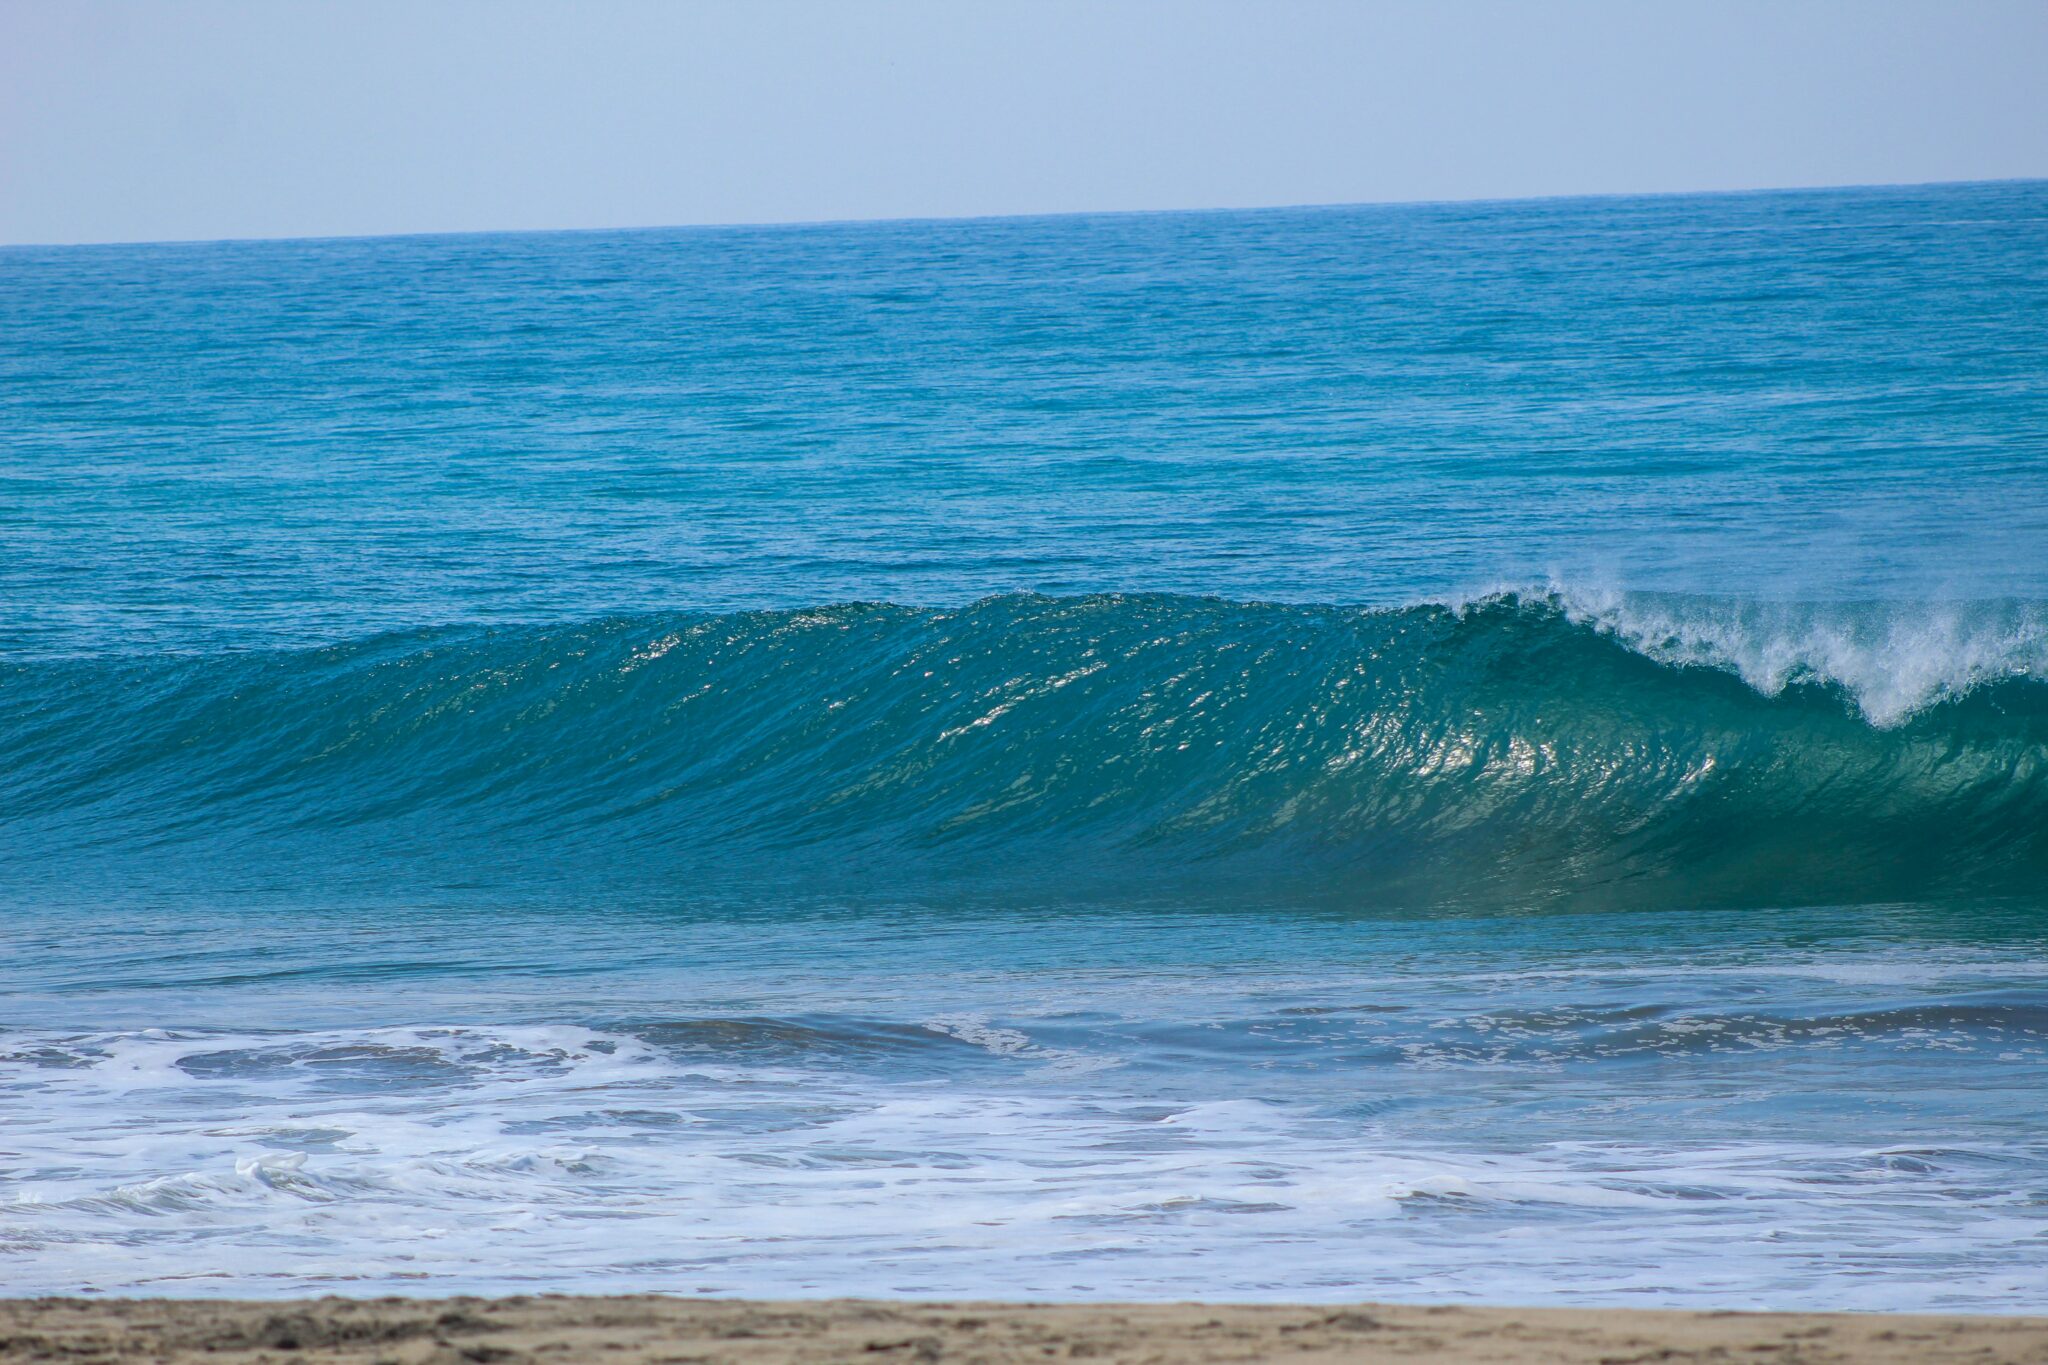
[3,0,2045,245]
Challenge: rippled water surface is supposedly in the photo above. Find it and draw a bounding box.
[3,180,2046,1306]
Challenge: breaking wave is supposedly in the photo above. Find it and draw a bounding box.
[3,592,2045,910]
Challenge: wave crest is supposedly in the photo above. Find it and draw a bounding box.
[4,593,2046,910]
[1522,584,2048,726]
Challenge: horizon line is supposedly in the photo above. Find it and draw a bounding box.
[6,175,2044,254]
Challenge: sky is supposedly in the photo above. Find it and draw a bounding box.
[2,0,2045,246]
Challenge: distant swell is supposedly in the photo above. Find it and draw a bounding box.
[4,593,2046,911]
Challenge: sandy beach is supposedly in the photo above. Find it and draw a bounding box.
[3,1296,2045,1364]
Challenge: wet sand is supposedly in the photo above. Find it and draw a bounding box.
[2,1295,2045,1363]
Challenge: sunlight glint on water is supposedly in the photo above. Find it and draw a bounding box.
[2,180,2047,1307]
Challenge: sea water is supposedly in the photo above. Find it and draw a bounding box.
[3,181,2046,1307]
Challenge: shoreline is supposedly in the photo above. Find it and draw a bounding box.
[5,1296,2046,1363]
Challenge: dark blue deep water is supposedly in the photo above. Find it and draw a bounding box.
[3,180,2047,1306]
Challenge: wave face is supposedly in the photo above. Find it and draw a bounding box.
[7,187,2048,1310]
[5,593,2045,911]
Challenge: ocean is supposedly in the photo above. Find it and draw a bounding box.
[3,179,2046,1308]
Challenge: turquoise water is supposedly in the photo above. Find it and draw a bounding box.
[3,180,2047,1306]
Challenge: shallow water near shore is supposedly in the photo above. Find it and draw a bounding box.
[7,897,2048,1307]
[3,180,2047,1306]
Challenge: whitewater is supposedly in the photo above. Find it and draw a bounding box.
[3,179,2047,1307]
